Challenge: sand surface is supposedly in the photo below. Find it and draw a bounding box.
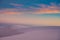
[0,28,59,40]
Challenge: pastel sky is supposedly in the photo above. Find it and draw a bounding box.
[0,0,60,26]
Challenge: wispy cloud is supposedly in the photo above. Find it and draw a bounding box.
[0,3,60,15]
[10,3,23,7]
[0,8,23,15]
[32,3,60,14]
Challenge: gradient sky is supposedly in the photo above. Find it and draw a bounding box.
[0,0,60,26]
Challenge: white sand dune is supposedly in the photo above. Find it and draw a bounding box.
[0,29,59,40]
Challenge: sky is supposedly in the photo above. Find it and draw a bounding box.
[0,0,60,26]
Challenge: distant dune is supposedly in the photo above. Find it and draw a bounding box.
[0,23,28,37]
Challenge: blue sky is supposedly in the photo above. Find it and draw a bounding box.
[0,0,60,9]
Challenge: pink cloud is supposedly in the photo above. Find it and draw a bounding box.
[33,3,60,14]
[0,9,23,15]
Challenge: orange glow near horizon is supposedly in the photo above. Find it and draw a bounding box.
[36,9,59,14]
[0,11,23,15]
[35,6,60,14]
[0,8,60,15]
